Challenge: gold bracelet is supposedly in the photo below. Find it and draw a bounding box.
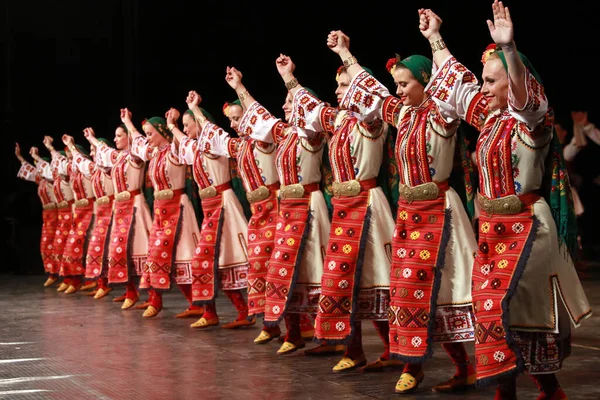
[238,90,249,102]
[167,123,176,131]
[430,39,447,53]
[285,78,298,90]
[343,55,358,68]
[69,145,77,153]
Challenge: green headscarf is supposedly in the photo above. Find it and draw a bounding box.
[186,108,215,124]
[75,144,90,157]
[97,137,115,148]
[144,117,172,140]
[223,99,242,117]
[483,44,543,84]
[303,87,318,98]
[58,150,66,157]
[399,55,433,88]
[41,156,51,163]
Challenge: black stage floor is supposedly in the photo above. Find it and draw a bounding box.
[1,274,599,399]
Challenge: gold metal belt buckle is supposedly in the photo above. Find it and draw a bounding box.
[57,200,70,209]
[154,189,175,201]
[96,196,111,205]
[280,183,305,199]
[246,185,270,204]
[75,198,90,208]
[115,191,131,202]
[199,186,218,200]
[399,182,440,203]
[478,193,523,215]
[332,180,361,197]
[43,203,57,210]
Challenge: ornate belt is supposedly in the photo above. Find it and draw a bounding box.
[332,178,377,197]
[74,197,95,208]
[399,181,448,203]
[477,192,541,215]
[57,200,74,209]
[199,181,232,200]
[115,189,142,202]
[154,188,185,201]
[247,182,280,204]
[280,182,320,199]
[42,203,57,210]
[95,194,115,205]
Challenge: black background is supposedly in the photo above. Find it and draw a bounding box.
[3,0,599,273]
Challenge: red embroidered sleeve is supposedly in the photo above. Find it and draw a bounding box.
[382,97,402,127]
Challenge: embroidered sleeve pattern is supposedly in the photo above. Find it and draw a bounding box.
[240,101,281,144]
[95,143,119,168]
[73,153,95,178]
[51,150,69,177]
[340,70,391,123]
[382,96,403,127]
[17,161,38,182]
[429,56,489,132]
[35,159,53,181]
[292,88,336,133]
[178,136,198,165]
[131,135,152,161]
[199,122,238,158]
[508,68,548,130]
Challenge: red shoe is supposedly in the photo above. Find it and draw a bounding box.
[174,307,205,319]
[222,316,257,329]
[113,294,127,302]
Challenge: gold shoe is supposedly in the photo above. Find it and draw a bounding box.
[80,281,97,291]
[432,373,476,393]
[190,317,219,329]
[395,371,425,394]
[332,354,368,372]
[94,287,112,299]
[121,297,138,310]
[56,282,68,292]
[254,330,280,344]
[142,305,160,318]
[43,276,58,287]
[277,341,306,355]
[64,284,80,294]
[304,344,346,356]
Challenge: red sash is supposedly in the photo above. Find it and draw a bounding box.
[246,192,278,317]
[315,191,371,343]
[140,195,183,290]
[191,194,225,304]
[472,204,538,385]
[41,208,59,274]
[51,207,73,274]
[85,201,114,279]
[388,191,450,362]
[264,195,312,325]
[107,198,136,284]
[60,202,94,276]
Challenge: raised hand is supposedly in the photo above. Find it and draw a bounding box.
[165,108,181,125]
[62,134,75,146]
[43,136,54,149]
[487,0,514,46]
[15,142,22,158]
[326,30,350,55]
[120,108,132,124]
[225,66,243,90]
[275,54,295,77]
[30,146,39,157]
[186,91,202,109]
[83,127,96,140]
[419,9,442,39]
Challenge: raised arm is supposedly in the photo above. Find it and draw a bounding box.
[84,127,117,168]
[122,108,151,161]
[15,143,39,182]
[486,0,526,110]
[225,67,256,111]
[327,30,363,81]
[29,146,52,180]
[185,91,213,133]
[63,134,94,177]
[44,136,69,176]
[419,9,451,68]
